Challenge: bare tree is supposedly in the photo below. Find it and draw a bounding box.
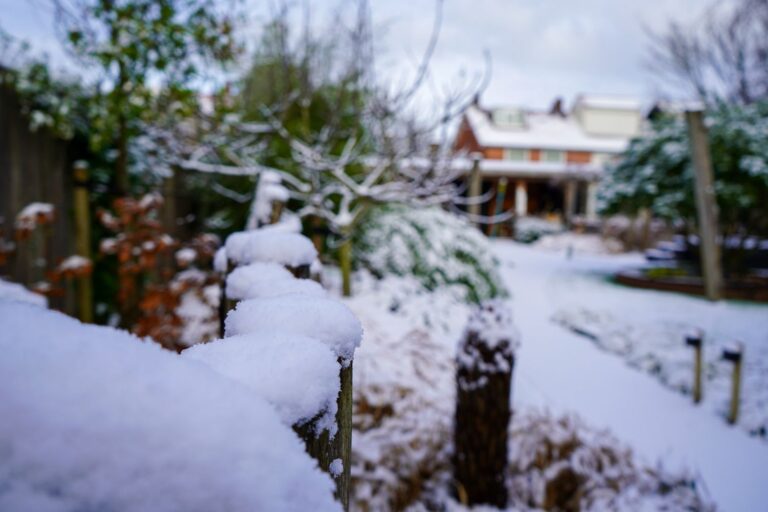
[648,0,768,104]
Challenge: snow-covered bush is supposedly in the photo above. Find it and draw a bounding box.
[354,205,508,304]
[514,216,563,244]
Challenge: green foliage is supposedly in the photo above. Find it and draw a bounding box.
[354,205,508,304]
[0,28,90,140]
[600,101,768,240]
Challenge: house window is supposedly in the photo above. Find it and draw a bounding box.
[504,148,528,161]
[541,150,565,162]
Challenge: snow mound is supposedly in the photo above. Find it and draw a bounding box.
[0,301,339,512]
[225,230,317,267]
[225,296,362,362]
[184,333,340,433]
[236,276,327,300]
[0,278,47,307]
[226,262,294,300]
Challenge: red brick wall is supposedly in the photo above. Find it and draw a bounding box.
[566,151,591,164]
[530,149,541,161]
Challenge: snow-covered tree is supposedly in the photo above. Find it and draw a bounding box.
[600,100,768,272]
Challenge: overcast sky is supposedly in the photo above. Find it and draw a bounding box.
[1,0,716,110]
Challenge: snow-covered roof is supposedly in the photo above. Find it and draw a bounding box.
[464,106,631,154]
[477,158,603,179]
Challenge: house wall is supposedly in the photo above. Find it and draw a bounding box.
[574,108,641,138]
[566,151,591,164]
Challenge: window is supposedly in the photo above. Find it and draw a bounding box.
[504,148,528,161]
[541,150,565,162]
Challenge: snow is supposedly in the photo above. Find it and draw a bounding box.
[493,239,768,512]
[184,333,340,433]
[225,261,294,300]
[175,247,197,266]
[213,247,227,272]
[464,299,519,350]
[236,276,327,300]
[225,230,317,267]
[56,255,91,272]
[225,295,363,363]
[0,278,47,307]
[14,202,54,231]
[247,171,291,228]
[465,105,630,154]
[329,459,344,478]
[0,301,339,512]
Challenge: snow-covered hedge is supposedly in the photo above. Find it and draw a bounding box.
[354,205,508,304]
[0,300,339,512]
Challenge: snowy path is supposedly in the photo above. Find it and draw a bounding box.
[495,240,768,512]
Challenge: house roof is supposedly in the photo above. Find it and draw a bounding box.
[464,105,633,154]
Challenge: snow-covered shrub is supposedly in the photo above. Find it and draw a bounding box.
[513,216,563,244]
[355,205,507,304]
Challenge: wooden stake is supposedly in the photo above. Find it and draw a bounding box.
[339,235,352,297]
[722,344,743,425]
[73,161,93,323]
[685,110,723,301]
[685,331,703,403]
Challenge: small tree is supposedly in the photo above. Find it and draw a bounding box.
[52,0,241,194]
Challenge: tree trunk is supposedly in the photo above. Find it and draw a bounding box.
[339,237,352,297]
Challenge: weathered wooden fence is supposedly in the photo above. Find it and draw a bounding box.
[0,76,75,311]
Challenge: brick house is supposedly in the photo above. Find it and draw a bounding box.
[453,95,643,225]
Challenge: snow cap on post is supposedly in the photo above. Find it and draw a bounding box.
[184,332,341,434]
[225,262,295,300]
[225,230,317,267]
[225,295,363,363]
[458,299,519,382]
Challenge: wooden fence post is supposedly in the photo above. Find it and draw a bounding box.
[72,161,93,323]
[685,110,723,301]
[218,255,352,509]
[454,302,516,508]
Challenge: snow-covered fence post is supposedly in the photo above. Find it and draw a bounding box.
[722,343,743,425]
[219,229,356,508]
[454,301,518,508]
[685,330,703,404]
[72,161,93,323]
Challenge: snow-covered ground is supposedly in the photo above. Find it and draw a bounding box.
[495,239,768,512]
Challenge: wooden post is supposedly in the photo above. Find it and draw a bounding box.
[295,360,353,510]
[339,232,352,297]
[685,110,723,301]
[685,331,703,404]
[454,302,515,508]
[72,161,93,323]
[468,152,482,222]
[722,344,743,425]
[563,180,577,228]
[489,178,508,238]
